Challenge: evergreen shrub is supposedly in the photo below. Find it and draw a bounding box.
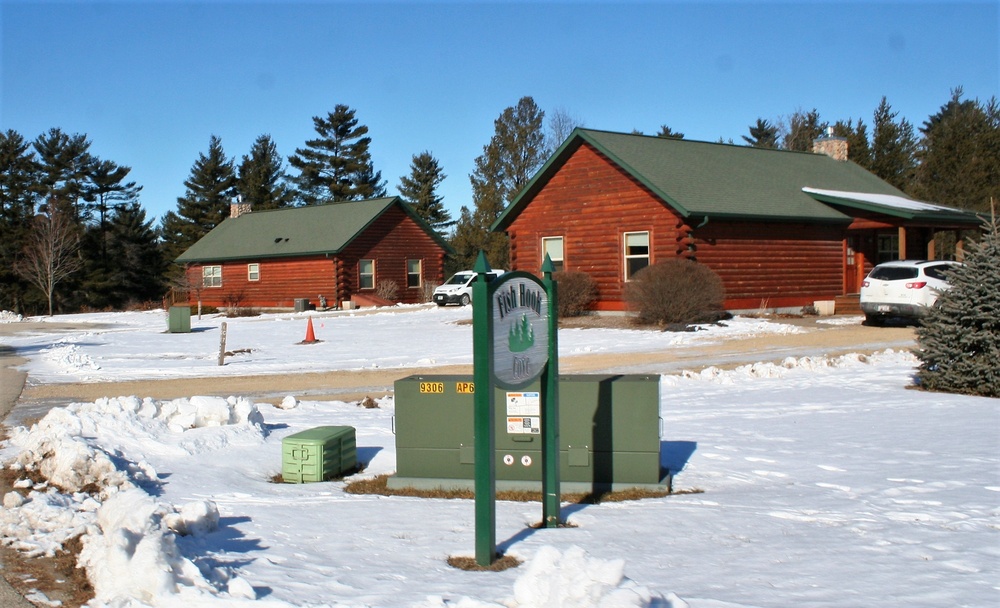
[554,271,597,317]
[916,216,1000,397]
[624,259,726,327]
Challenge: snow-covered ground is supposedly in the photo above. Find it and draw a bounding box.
[1,308,997,607]
[0,306,804,384]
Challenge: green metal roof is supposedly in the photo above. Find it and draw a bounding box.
[176,197,451,263]
[494,128,917,230]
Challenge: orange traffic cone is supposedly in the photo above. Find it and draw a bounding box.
[300,317,319,344]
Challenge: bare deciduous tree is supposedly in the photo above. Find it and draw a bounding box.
[15,208,82,316]
[546,106,584,152]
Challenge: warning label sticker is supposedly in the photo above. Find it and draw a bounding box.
[505,392,540,434]
[505,391,540,416]
[506,416,541,434]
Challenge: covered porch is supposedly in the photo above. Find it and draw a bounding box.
[802,188,983,296]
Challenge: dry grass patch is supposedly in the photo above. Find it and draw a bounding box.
[344,474,694,503]
[0,464,95,608]
[447,553,523,572]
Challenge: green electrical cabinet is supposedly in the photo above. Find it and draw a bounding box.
[167,306,191,333]
[389,374,664,492]
[282,425,357,483]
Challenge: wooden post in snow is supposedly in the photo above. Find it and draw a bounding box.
[218,322,228,366]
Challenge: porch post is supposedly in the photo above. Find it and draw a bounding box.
[898,227,907,259]
[926,230,937,260]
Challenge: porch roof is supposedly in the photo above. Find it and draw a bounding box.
[802,188,983,227]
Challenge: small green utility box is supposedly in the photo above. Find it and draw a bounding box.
[167,306,191,333]
[282,426,357,483]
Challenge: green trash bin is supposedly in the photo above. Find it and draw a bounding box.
[167,306,191,333]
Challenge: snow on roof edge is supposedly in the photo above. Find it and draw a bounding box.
[801,187,958,213]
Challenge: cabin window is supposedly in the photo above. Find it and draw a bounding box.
[877,234,899,263]
[406,259,422,288]
[541,236,564,272]
[247,263,260,281]
[359,259,375,289]
[623,231,650,280]
[202,265,222,288]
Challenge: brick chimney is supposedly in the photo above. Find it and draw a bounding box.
[812,127,848,161]
[230,195,251,219]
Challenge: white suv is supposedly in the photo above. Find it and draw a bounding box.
[432,269,506,306]
[860,260,961,325]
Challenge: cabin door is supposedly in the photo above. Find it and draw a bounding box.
[845,236,865,294]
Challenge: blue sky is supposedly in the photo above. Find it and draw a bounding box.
[2,1,997,227]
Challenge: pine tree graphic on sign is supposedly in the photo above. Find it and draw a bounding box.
[508,314,535,352]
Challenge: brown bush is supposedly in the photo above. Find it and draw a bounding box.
[376,279,399,301]
[624,259,726,326]
[222,289,259,317]
[554,271,598,317]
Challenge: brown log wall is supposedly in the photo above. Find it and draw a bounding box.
[184,256,334,309]
[183,205,446,309]
[338,205,446,304]
[694,222,845,309]
[505,142,847,311]
[508,143,687,310]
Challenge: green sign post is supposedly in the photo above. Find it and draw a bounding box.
[471,253,497,566]
[472,252,561,566]
[540,257,560,527]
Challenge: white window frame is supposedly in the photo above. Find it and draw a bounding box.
[203,265,222,288]
[359,259,375,290]
[247,263,260,281]
[406,259,422,288]
[541,236,564,272]
[623,231,650,281]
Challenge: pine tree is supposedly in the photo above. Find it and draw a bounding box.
[742,118,779,149]
[656,125,685,139]
[83,158,142,278]
[288,105,386,204]
[33,128,94,222]
[161,135,236,267]
[0,130,40,312]
[782,109,827,152]
[449,206,482,274]
[455,96,547,270]
[107,202,166,307]
[832,118,873,169]
[913,88,1000,213]
[237,134,294,210]
[87,159,140,227]
[916,212,1000,397]
[870,97,918,192]
[398,151,453,233]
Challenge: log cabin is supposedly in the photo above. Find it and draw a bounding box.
[492,128,982,313]
[175,197,451,310]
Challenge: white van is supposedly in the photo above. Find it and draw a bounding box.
[432,269,506,306]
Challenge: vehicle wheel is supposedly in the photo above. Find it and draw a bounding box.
[864,314,883,326]
[460,294,471,306]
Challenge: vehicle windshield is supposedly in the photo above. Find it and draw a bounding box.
[444,273,473,285]
[869,266,918,281]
